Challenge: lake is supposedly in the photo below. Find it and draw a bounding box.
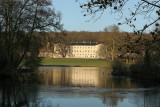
[0,66,160,107]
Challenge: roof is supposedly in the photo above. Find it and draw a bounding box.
[71,42,101,46]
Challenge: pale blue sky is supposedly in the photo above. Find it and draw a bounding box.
[52,0,155,32]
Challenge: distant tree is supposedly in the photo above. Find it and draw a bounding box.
[55,43,71,58]
[54,34,71,58]
[97,44,108,59]
[141,28,160,65]
[104,27,109,32]
[104,25,120,33]
[110,31,160,64]
[0,0,63,72]
[117,34,143,63]
[103,25,120,60]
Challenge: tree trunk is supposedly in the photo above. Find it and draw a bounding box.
[111,39,115,61]
[144,48,150,72]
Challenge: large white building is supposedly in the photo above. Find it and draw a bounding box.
[39,42,104,59]
[69,42,102,59]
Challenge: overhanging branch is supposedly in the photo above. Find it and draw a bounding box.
[142,0,160,8]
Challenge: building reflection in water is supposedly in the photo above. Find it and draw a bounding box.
[37,67,153,88]
[38,67,101,87]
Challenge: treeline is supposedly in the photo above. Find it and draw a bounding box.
[59,31,126,42]
[42,30,160,65]
[45,31,127,42]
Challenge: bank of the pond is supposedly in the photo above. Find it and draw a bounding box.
[111,61,160,82]
[40,58,113,67]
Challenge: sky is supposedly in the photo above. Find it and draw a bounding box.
[52,0,155,32]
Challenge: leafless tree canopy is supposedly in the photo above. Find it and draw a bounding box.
[104,25,120,32]
[0,0,63,71]
[78,0,160,33]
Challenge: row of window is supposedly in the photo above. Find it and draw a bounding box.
[73,54,95,56]
[73,55,95,58]
[72,50,95,52]
[72,47,95,49]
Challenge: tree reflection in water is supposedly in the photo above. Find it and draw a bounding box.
[0,82,38,107]
[0,70,41,107]
[127,90,160,107]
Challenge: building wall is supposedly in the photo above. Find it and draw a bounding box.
[70,44,102,59]
[39,43,103,59]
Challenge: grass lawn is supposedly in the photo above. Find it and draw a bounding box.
[40,58,113,67]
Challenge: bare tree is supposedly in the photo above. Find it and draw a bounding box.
[97,44,108,59]
[54,34,71,58]
[55,43,71,58]
[0,0,63,72]
[103,25,120,60]
[78,0,160,33]
[104,25,120,33]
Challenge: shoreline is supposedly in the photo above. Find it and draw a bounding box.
[38,64,111,67]
[39,58,113,67]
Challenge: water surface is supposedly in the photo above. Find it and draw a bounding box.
[0,66,160,107]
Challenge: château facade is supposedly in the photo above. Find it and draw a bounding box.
[69,42,102,58]
[39,42,104,59]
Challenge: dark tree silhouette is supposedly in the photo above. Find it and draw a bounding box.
[0,0,63,72]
